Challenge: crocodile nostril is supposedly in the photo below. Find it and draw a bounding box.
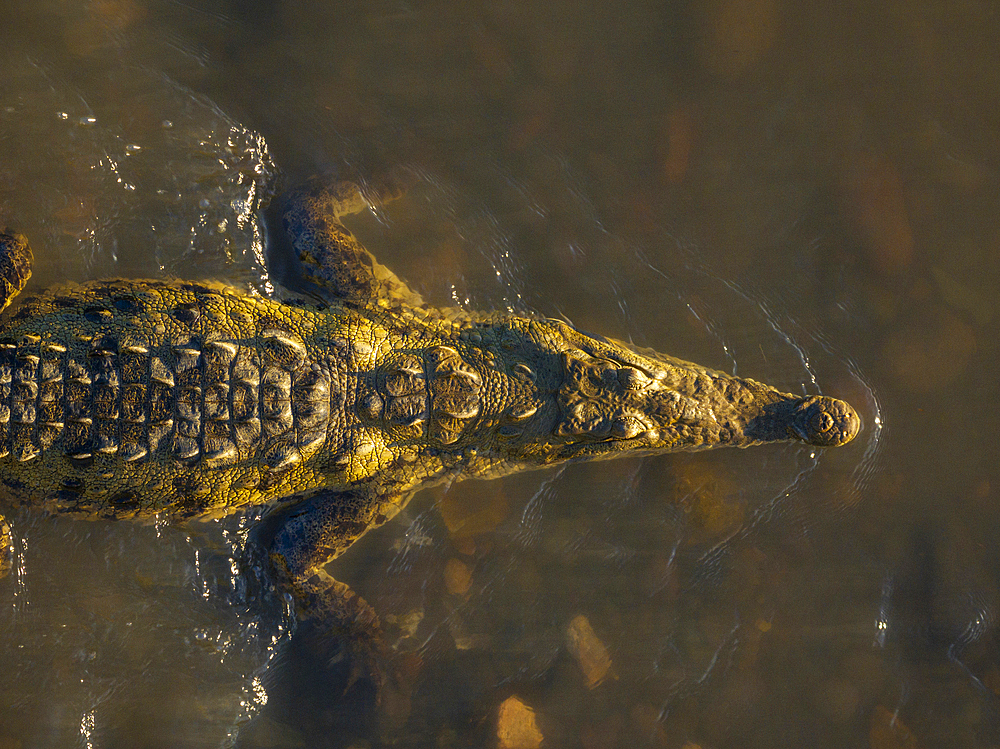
[810,410,834,434]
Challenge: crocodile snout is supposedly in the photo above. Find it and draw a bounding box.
[789,395,861,447]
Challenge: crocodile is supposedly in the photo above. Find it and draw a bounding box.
[0,176,859,675]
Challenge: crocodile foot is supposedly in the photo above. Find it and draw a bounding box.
[265,488,415,728]
[295,572,392,696]
[260,572,413,744]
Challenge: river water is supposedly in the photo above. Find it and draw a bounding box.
[0,1,997,747]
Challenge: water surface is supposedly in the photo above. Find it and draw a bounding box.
[0,1,997,747]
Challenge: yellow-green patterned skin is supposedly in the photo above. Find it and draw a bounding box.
[0,271,861,525]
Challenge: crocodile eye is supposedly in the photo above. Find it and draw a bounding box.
[810,410,834,434]
[617,367,651,390]
[610,416,645,439]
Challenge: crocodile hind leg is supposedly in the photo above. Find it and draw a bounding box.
[0,233,31,580]
[0,232,34,312]
[267,486,410,701]
[0,515,11,578]
[281,174,427,309]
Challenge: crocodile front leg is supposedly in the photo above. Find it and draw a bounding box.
[281,175,426,309]
[267,487,406,698]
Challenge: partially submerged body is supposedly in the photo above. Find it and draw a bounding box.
[0,176,859,653]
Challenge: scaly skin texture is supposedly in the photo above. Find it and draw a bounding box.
[0,273,858,521]
[0,180,860,698]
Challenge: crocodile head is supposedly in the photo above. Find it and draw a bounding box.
[487,319,860,468]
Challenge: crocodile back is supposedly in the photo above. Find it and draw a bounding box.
[0,280,350,519]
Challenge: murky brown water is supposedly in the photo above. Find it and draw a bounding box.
[1,1,998,747]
